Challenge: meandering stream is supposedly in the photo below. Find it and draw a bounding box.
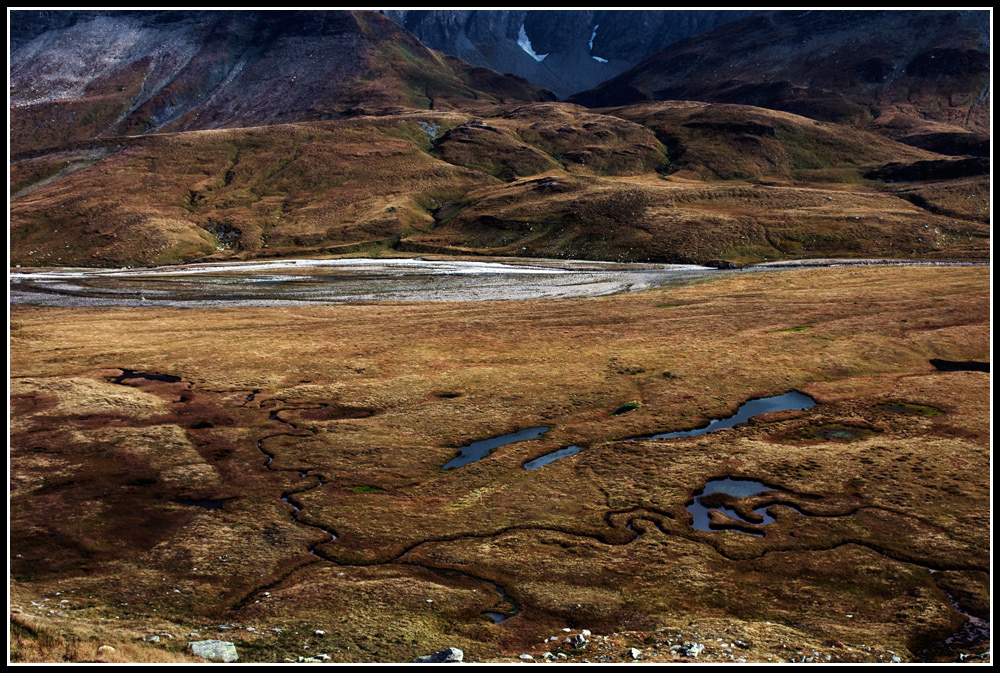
[100,370,985,653]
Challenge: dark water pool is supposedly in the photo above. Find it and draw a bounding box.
[442,426,551,470]
[687,478,800,535]
[524,391,817,470]
[110,369,182,384]
[930,359,989,373]
[523,445,584,470]
[169,498,226,510]
[646,391,815,440]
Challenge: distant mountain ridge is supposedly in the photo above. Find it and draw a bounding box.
[379,9,753,99]
[9,9,990,269]
[568,10,990,154]
[10,9,554,155]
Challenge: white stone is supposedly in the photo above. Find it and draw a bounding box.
[189,640,238,663]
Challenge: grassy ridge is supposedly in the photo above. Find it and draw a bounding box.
[10,102,989,268]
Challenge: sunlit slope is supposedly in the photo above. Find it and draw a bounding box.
[11,102,989,268]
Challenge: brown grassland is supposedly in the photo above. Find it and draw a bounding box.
[9,264,990,662]
[11,102,990,270]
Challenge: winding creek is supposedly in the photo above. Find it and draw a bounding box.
[258,403,339,553]
[102,368,987,652]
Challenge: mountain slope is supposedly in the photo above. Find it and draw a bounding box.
[569,10,990,154]
[11,102,988,268]
[9,11,990,268]
[9,10,554,155]
[380,9,752,100]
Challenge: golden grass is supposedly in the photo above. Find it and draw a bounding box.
[10,102,988,268]
[9,265,990,662]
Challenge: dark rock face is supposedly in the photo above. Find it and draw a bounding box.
[9,10,554,154]
[568,10,990,136]
[864,158,989,183]
[895,132,989,158]
[379,9,752,99]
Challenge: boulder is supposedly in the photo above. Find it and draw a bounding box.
[413,647,464,663]
[189,639,238,662]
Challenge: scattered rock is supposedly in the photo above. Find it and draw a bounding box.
[189,639,239,663]
[142,635,160,643]
[685,643,705,657]
[413,647,464,663]
[519,653,534,660]
[629,647,642,660]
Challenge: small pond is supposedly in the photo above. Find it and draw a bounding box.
[523,445,584,471]
[687,478,801,535]
[644,391,816,440]
[930,359,989,373]
[443,426,551,470]
[523,391,817,470]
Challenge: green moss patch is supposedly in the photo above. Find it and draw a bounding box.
[879,402,943,416]
[795,423,878,442]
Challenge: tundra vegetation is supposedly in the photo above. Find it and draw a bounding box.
[8,9,990,664]
[10,266,989,662]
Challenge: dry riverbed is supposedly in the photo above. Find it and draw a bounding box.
[9,263,990,663]
[9,257,720,306]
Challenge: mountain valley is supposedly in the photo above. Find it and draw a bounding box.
[8,9,991,664]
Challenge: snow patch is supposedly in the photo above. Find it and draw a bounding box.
[517,24,547,62]
[589,24,607,62]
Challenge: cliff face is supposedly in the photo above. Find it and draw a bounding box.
[568,10,991,151]
[10,10,554,154]
[379,9,752,99]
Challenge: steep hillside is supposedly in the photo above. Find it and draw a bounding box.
[569,10,990,155]
[9,10,554,155]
